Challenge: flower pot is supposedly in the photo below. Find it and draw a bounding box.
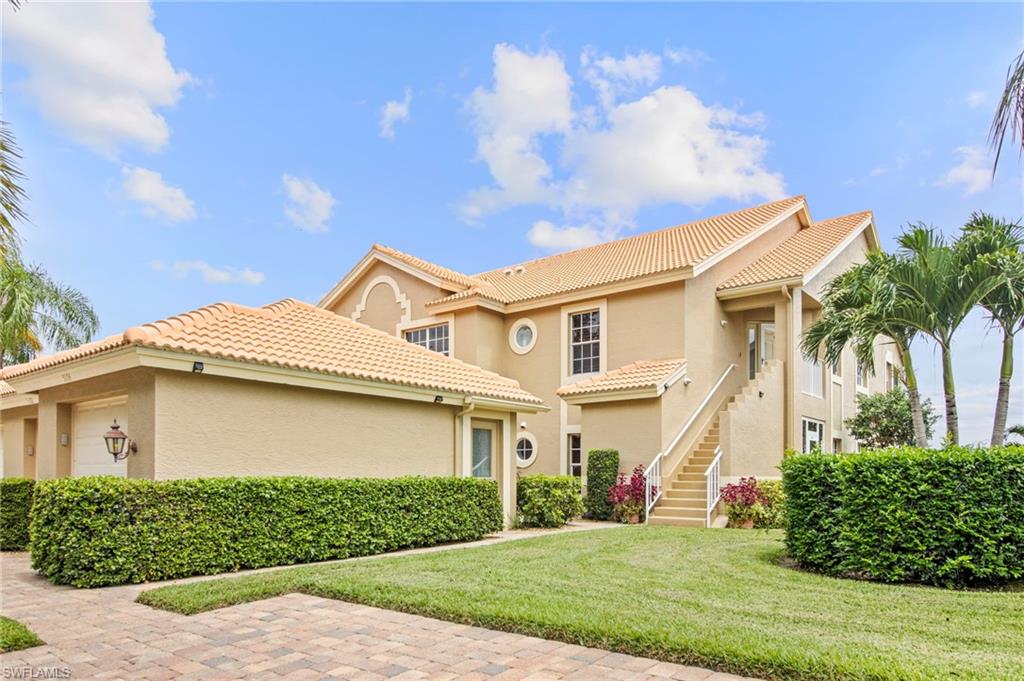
[628,514,641,524]
[740,518,754,529]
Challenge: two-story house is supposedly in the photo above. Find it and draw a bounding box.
[1,196,898,526]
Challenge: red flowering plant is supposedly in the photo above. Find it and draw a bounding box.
[607,465,653,523]
[719,476,766,528]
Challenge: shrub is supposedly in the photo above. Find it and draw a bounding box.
[720,477,765,528]
[753,479,785,529]
[585,449,619,520]
[607,465,649,523]
[845,389,938,449]
[30,476,503,588]
[517,475,584,527]
[782,446,1024,586]
[0,479,34,551]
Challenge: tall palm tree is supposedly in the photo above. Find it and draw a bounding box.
[0,256,99,367]
[883,226,1003,445]
[958,213,1024,445]
[991,50,1024,174]
[802,252,930,447]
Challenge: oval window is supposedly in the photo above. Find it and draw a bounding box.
[515,432,538,467]
[515,325,534,348]
[508,319,537,354]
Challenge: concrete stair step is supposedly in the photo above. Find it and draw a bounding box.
[648,515,704,527]
[663,491,705,502]
[675,473,706,482]
[653,507,706,519]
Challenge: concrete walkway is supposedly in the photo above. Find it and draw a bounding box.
[0,526,759,681]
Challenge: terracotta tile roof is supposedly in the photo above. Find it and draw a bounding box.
[371,244,490,291]
[422,196,808,307]
[557,358,687,399]
[1,299,544,407]
[718,211,872,291]
[0,380,14,396]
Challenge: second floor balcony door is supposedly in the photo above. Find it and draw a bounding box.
[747,322,776,380]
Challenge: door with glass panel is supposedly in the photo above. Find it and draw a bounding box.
[471,423,496,478]
[746,322,776,380]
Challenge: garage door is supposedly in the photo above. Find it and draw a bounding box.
[72,397,128,477]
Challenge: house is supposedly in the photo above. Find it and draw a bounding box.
[1,195,898,526]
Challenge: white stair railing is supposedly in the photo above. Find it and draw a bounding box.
[704,446,723,528]
[643,453,662,522]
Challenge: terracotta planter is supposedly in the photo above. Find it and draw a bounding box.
[740,518,755,529]
[628,514,641,524]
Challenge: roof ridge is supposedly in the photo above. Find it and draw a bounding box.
[372,243,490,289]
[811,209,873,227]
[473,195,807,277]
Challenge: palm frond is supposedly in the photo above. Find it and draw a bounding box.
[991,50,1024,174]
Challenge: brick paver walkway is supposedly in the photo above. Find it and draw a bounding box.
[1,546,758,680]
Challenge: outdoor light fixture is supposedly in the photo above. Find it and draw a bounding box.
[433,395,444,403]
[192,361,204,373]
[103,420,137,462]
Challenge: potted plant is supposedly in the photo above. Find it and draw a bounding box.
[720,477,765,529]
[608,465,652,524]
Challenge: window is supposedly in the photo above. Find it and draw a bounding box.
[831,355,842,378]
[746,322,776,379]
[570,310,600,375]
[471,425,493,478]
[568,434,582,477]
[832,437,843,454]
[885,362,900,391]
[508,319,537,354]
[405,323,449,356]
[802,418,824,453]
[803,356,823,397]
[515,432,537,467]
[856,358,870,389]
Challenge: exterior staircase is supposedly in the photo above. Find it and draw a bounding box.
[648,418,722,527]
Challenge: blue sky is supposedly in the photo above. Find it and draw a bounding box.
[3,2,1023,443]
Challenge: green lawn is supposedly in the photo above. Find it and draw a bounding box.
[0,616,43,653]
[138,527,1023,681]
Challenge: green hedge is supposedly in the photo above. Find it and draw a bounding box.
[753,479,786,530]
[1,479,34,551]
[585,449,619,520]
[517,475,584,527]
[782,447,1024,586]
[30,476,503,587]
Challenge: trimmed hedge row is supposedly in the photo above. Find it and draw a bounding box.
[1,479,34,551]
[585,449,619,520]
[782,446,1024,586]
[517,475,584,527]
[30,476,503,587]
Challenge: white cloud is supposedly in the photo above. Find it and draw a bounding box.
[461,43,784,250]
[460,44,574,222]
[581,47,662,110]
[5,2,192,154]
[664,46,708,65]
[151,260,264,286]
[937,146,991,196]
[379,88,412,139]
[121,166,195,222]
[527,220,604,250]
[282,174,336,232]
[966,91,987,108]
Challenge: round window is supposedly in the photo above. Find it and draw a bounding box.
[508,319,537,354]
[515,432,538,467]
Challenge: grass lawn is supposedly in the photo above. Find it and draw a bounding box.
[138,526,1023,681]
[0,616,43,653]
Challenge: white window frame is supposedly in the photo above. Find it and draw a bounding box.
[885,361,899,391]
[515,432,538,468]
[569,309,601,376]
[567,433,582,477]
[470,422,497,479]
[801,417,825,453]
[399,314,454,357]
[508,318,538,355]
[802,355,824,398]
[560,300,607,380]
[855,358,870,392]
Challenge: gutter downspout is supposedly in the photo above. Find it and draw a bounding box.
[455,399,476,477]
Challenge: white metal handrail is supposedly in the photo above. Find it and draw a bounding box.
[643,453,662,522]
[642,363,735,523]
[704,446,723,528]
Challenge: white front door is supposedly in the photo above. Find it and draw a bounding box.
[72,397,128,477]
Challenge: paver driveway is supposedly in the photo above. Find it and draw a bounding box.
[0,552,758,681]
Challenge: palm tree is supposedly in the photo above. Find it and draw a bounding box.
[958,213,1024,445]
[991,50,1024,174]
[0,121,27,256]
[0,255,99,368]
[1008,424,1024,444]
[883,226,1003,445]
[802,252,930,447]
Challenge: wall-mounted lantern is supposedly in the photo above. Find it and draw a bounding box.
[104,420,137,462]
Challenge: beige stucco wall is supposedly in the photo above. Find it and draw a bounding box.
[720,360,784,479]
[579,397,662,476]
[326,261,449,333]
[152,371,457,479]
[453,307,505,374]
[1,405,37,478]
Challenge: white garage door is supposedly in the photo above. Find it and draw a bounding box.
[72,397,128,477]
